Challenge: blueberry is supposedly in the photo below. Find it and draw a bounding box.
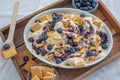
[47,44,53,50]
[42,34,48,40]
[34,19,41,23]
[78,25,84,31]
[92,3,96,8]
[86,2,91,6]
[102,43,108,49]
[75,3,81,8]
[74,0,80,3]
[86,50,93,57]
[83,7,89,11]
[55,57,62,64]
[23,56,29,62]
[28,37,34,42]
[93,0,97,4]
[70,48,76,54]
[52,13,62,21]
[3,44,10,50]
[88,6,93,10]
[57,28,63,34]
[80,14,86,18]
[30,29,34,32]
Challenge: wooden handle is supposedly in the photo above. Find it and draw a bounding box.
[7,2,19,42]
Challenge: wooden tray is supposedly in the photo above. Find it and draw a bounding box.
[0,0,120,80]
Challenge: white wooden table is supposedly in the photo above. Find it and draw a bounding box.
[0,0,120,80]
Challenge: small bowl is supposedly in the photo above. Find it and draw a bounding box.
[27,63,59,80]
[72,0,99,13]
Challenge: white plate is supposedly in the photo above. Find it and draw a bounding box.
[24,8,113,69]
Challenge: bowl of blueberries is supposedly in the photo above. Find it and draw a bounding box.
[72,0,98,13]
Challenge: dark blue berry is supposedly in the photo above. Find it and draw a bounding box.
[78,25,84,31]
[86,50,93,57]
[75,3,81,8]
[57,28,63,34]
[55,57,62,64]
[34,19,41,23]
[88,6,93,10]
[29,37,34,42]
[42,34,48,40]
[52,13,62,21]
[70,48,76,54]
[102,43,108,49]
[92,3,96,8]
[47,44,53,50]
[86,2,91,6]
[74,0,80,3]
[3,44,10,50]
[30,29,34,32]
[80,14,86,18]
[23,56,29,62]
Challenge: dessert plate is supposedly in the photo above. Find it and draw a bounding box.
[24,8,113,68]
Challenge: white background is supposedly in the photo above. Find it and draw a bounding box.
[0,0,120,80]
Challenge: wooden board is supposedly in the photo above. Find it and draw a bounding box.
[0,0,120,80]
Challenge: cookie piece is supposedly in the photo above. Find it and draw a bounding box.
[73,35,83,42]
[31,66,43,79]
[45,71,56,77]
[36,41,46,48]
[43,68,54,77]
[72,15,85,26]
[31,76,40,80]
[93,20,102,27]
[15,50,33,66]
[80,47,88,54]
[43,76,55,80]
[2,47,17,60]
[47,54,54,62]
[31,23,42,32]
[23,59,36,72]
[39,14,52,22]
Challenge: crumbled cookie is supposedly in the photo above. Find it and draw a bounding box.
[47,54,54,62]
[89,56,96,61]
[80,47,88,54]
[15,50,33,66]
[31,23,42,32]
[72,15,85,26]
[2,47,17,60]
[61,20,69,30]
[31,66,43,79]
[73,35,83,42]
[36,41,46,48]
[39,14,52,22]
[63,14,75,19]
[23,59,36,72]
[93,20,102,27]
[43,76,55,80]
[31,76,40,80]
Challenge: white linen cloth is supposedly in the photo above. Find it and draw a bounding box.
[0,0,120,80]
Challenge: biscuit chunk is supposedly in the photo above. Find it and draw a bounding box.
[2,47,17,60]
[23,59,36,71]
[31,76,40,80]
